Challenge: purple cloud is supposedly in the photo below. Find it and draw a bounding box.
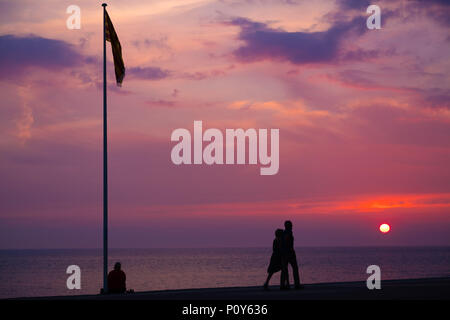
[127,66,171,80]
[228,16,367,65]
[414,0,450,27]
[0,34,87,78]
[337,0,372,10]
[423,89,450,109]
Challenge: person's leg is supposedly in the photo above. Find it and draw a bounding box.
[264,272,273,288]
[280,257,290,289]
[283,271,289,288]
[288,254,301,287]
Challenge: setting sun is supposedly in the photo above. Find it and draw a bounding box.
[379,223,391,233]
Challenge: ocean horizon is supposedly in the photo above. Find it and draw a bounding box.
[1,246,449,299]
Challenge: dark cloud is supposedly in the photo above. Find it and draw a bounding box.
[0,34,87,78]
[337,0,372,10]
[415,0,450,6]
[0,35,170,84]
[414,0,450,27]
[386,0,450,27]
[127,66,171,80]
[228,16,367,65]
[422,89,450,109]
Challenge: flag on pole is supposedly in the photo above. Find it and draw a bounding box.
[104,9,125,86]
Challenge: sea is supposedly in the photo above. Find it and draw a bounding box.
[0,246,449,299]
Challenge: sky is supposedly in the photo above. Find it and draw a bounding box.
[0,0,449,248]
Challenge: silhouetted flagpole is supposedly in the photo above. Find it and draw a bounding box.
[102,2,108,294]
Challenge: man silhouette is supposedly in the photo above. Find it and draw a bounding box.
[281,220,303,290]
[107,262,126,293]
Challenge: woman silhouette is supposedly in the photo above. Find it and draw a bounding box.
[263,229,287,290]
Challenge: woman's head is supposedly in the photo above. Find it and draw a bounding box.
[275,228,284,238]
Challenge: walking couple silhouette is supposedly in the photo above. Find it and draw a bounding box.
[264,220,304,290]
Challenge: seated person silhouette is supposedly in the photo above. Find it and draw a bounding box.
[281,220,303,290]
[264,228,287,290]
[107,262,126,294]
